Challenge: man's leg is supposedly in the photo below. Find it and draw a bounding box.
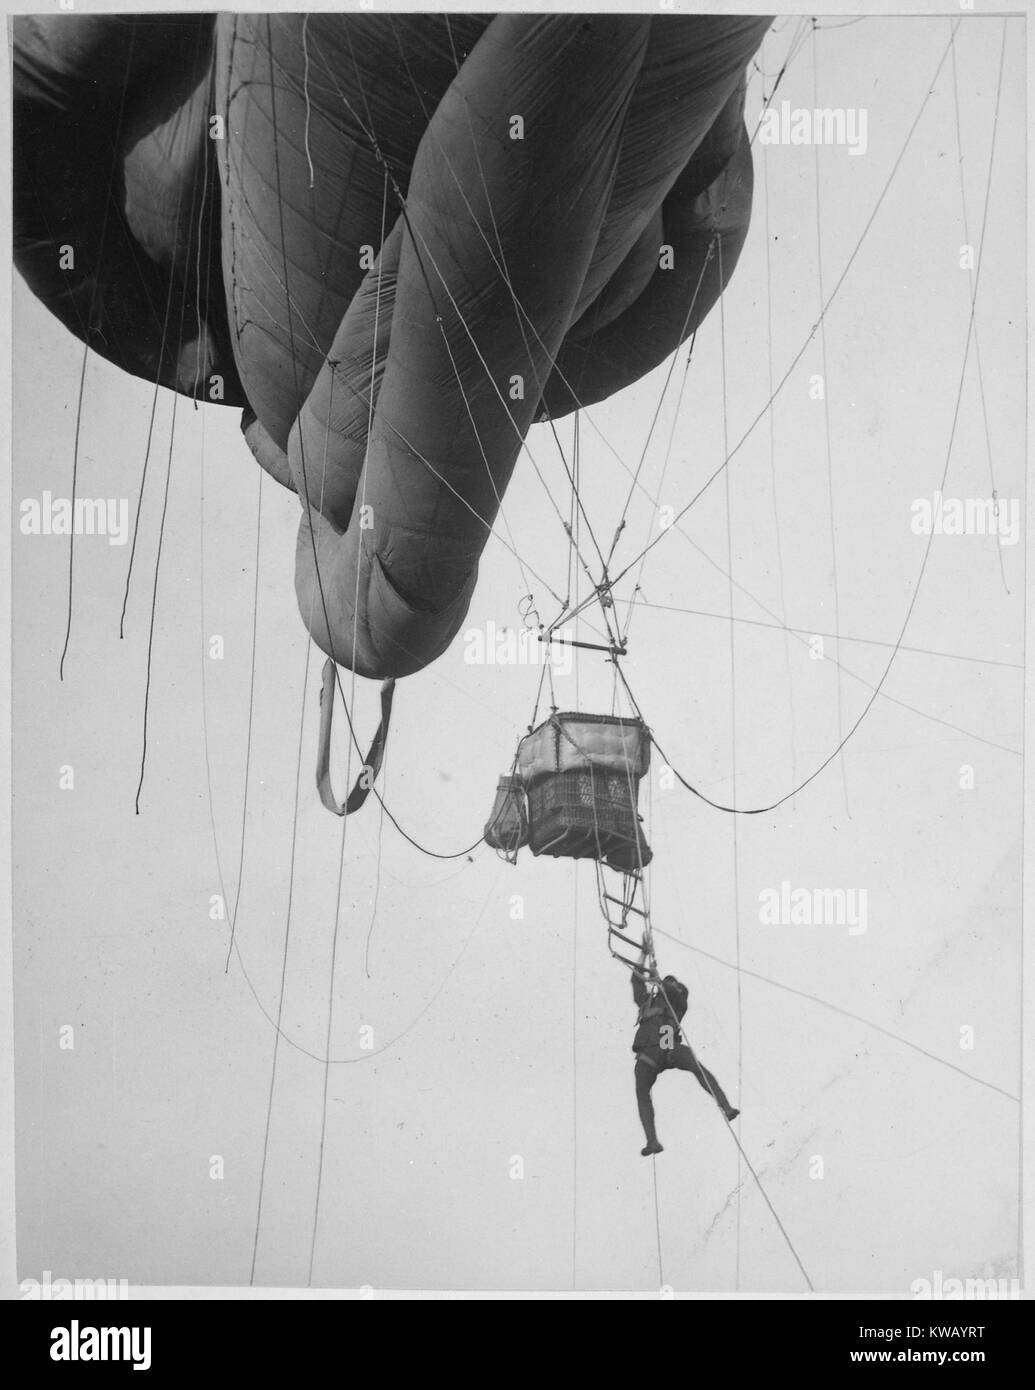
[671,1044,739,1119]
[634,1053,664,1155]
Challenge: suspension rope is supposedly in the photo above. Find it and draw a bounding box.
[309,158,392,1286]
[760,33,798,796]
[627,599,1022,673]
[949,22,1009,596]
[651,925,1018,1104]
[621,330,697,646]
[249,639,313,1286]
[221,470,263,972]
[811,27,849,817]
[717,234,745,1288]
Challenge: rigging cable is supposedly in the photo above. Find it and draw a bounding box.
[811,25,850,816]
[949,22,1009,596]
[717,234,745,1289]
[650,925,1018,1104]
[760,33,798,796]
[309,157,392,1287]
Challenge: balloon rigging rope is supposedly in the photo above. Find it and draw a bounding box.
[717,236,744,1289]
[632,617,1020,761]
[618,328,697,648]
[811,31,850,819]
[217,472,262,980]
[186,75,264,978]
[620,599,1022,676]
[308,160,390,1289]
[650,1157,663,1288]
[949,24,1009,597]
[249,640,313,1287]
[657,967,814,1290]
[759,31,797,794]
[606,238,712,570]
[358,173,391,988]
[119,246,185,643]
[249,18,320,1286]
[652,926,1018,1104]
[301,14,316,189]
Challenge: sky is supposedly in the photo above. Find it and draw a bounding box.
[9,10,1027,1294]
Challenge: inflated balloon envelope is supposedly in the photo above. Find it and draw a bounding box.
[13,10,768,684]
[508,713,653,873]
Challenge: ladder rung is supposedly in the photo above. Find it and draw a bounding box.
[610,950,644,971]
[603,893,647,917]
[608,927,646,953]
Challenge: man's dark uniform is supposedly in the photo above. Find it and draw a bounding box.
[632,970,738,1154]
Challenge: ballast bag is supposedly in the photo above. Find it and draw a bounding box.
[517,714,652,871]
[483,774,529,858]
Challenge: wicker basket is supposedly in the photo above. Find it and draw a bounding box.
[526,767,652,870]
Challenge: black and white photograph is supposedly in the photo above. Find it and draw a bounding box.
[1,0,1029,1321]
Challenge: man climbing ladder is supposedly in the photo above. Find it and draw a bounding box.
[632,944,739,1156]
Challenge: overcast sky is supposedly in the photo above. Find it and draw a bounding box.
[11,10,1025,1293]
